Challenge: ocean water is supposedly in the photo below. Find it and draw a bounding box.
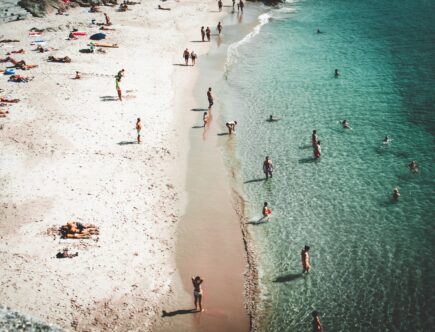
[216,0,435,331]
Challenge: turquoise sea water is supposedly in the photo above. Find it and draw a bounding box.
[217,0,435,331]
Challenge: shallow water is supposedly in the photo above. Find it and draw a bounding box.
[216,0,435,330]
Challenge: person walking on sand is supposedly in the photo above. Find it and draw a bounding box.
[192,276,204,312]
[226,120,237,134]
[313,140,321,159]
[262,202,272,219]
[203,112,209,127]
[191,51,197,66]
[135,118,142,144]
[183,48,190,66]
[116,69,125,80]
[206,26,211,42]
[312,311,323,332]
[218,0,223,12]
[217,21,223,35]
[232,0,235,9]
[207,87,214,110]
[239,0,244,13]
[263,156,273,179]
[116,76,122,101]
[201,26,205,42]
[301,245,310,273]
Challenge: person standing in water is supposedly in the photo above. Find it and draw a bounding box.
[191,51,197,66]
[383,136,390,144]
[334,68,340,77]
[218,0,223,12]
[301,245,310,273]
[263,156,273,179]
[342,119,350,129]
[312,311,323,332]
[312,129,318,146]
[217,22,223,35]
[207,87,214,110]
[135,118,141,144]
[203,112,209,127]
[191,276,204,312]
[314,140,321,159]
[262,202,272,219]
[226,120,237,134]
[201,26,205,42]
[239,0,244,13]
[206,26,211,42]
[183,48,190,66]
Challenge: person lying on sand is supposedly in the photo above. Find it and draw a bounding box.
[0,39,20,43]
[100,26,116,31]
[68,31,78,40]
[0,97,20,103]
[29,27,44,32]
[158,5,171,10]
[7,49,25,55]
[60,221,99,239]
[226,120,237,134]
[35,45,57,53]
[48,56,71,63]
[12,60,38,70]
[56,248,78,259]
[8,75,34,83]
[0,110,9,117]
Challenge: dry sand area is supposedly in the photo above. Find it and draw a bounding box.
[0,1,228,330]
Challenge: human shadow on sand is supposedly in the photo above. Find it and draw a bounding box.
[162,309,197,317]
[273,273,304,283]
[244,178,265,184]
[100,96,118,101]
[191,108,208,112]
[246,219,269,225]
[173,63,189,66]
[217,132,229,136]
[299,144,313,150]
[190,40,205,43]
[117,141,136,145]
[192,125,204,129]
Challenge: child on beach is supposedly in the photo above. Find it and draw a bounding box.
[262,202,272,219]
[136,118,141,144]
[191,276,204,312]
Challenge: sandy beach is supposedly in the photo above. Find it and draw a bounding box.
[0,1,250,331]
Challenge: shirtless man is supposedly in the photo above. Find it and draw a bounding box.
[217,22,223,35]
[226,120,237,134]
[263,156,273,179]
[206,27,211,42]
[136,118,142,144]
[218,0,223,12]
[207,87,214,110]
[201,26,205,42]
[301,245,310,273]
[392,188,400,200]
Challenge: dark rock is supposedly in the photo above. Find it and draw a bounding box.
[17,0,61,17]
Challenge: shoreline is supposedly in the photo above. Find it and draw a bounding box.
[156,6,265,332]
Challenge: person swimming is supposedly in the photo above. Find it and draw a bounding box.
[341,120,350,129]
[408,160,418,173]
[383,136,390,144]
[392,188,400,200]
[334,69,340,77]
[267,115,281,122]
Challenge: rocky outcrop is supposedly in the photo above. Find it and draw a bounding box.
[17,0,62,17]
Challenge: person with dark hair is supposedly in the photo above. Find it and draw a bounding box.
[191,276,204,312]
[312,311,323,332]
[136,118,142,144]
[217,21,223,35]
[312,129,318,146]
[206,27,211,42]
[334,68,340,77]
[183,48,190,66]
[201,26,205,42]
[263,156,273,179]
[226,121,237,134]
[301,245,310,273]
[207,87,214,109]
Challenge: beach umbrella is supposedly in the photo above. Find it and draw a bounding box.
[90,33,106,41]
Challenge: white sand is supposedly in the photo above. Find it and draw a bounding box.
[0,1,226,330]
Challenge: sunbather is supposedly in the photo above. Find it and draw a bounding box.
[8,75,34,82]
[48,56,71,63]
[0,97,20,103]
[7,49,25,55]
[0,110,9,117]
[60,221,99,239]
